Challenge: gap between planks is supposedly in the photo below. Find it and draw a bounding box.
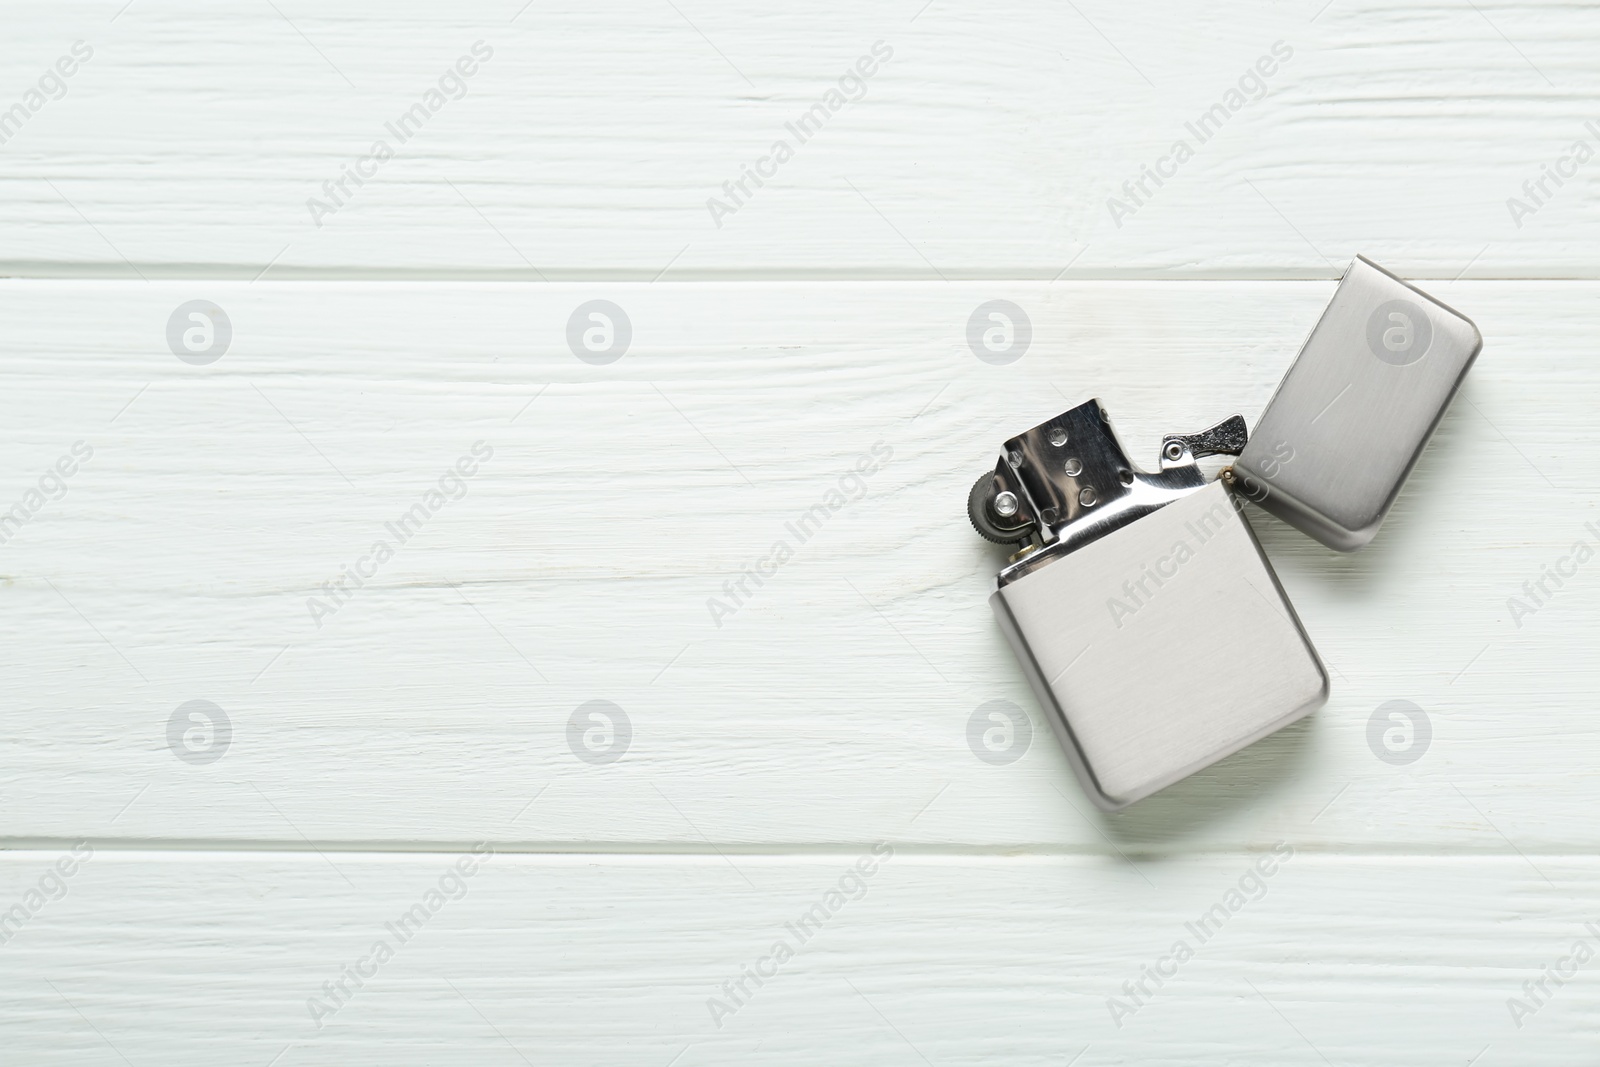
[1,265,1595,282]
[2,840,1597,859]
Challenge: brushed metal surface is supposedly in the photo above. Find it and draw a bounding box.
[991,482,1328,810]
[1235,256,1482,551]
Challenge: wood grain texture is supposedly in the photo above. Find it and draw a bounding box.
[3,3,1598,1061]
[1,849,1596,1066]
[2,279,1594,849]
[1,1,1598,278]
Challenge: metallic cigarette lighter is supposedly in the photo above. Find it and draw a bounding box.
[970,256,1479,809]
[969,402,1328,810]
[1233,256,1483,550]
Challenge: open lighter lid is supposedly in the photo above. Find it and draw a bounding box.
[1233,255,1482,552]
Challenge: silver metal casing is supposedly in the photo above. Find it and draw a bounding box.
[1234,256,1482,551]
[991,481,1328,811]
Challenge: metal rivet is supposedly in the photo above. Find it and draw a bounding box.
[1079,487,1098,506]
[1165,441,1185,461]
[1008,450,1023,468]
[1063,458,1082,477]
[993,491,1019,518]
[1048,428,1067,447]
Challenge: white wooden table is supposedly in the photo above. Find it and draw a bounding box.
[3,2,1598,1063]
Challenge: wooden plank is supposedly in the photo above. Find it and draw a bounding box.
[0,849,1596,1064]
[1,278,1594,848]
[1,2,1598,277]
